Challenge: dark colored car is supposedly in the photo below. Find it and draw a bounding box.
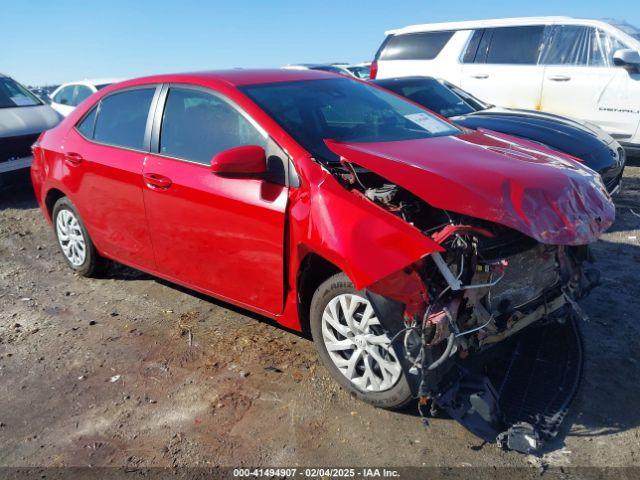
[373,76,626,194]
[0,73,60,183]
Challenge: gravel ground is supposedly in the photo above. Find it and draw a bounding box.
[0,165,639,472]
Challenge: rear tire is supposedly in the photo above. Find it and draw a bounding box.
[310,272,412,409]
[52,197,108,277]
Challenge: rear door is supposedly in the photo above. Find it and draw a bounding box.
[460,25,546,110]
[64,85,159,269]
[540,24,637,140]
[142,85,289,314]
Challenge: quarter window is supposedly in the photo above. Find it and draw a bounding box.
[159,87,267,164]
[92,88,155,150]
[378,31,454,61]
[77,107,97,138]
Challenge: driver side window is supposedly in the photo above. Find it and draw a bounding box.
[542,25,628,67]
[159,87,267,165]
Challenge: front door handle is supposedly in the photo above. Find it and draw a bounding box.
[143,173,172,190]
[471,73,489,79]
[548,74,571,82]
[64,152,83,165]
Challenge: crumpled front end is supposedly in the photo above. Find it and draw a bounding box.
[363,217,595,453]
[318,134,614,452]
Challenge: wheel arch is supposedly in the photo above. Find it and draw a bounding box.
[44,187,67,222]
[296,252,342,335]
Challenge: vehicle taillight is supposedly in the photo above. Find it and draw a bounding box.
[370,61,378,79]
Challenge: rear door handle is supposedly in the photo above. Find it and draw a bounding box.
[548,74,571,82]
[471,73,489,79]
[64,152,83,165]
[143,173,172,190]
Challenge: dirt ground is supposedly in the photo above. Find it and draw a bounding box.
[0,165,639,472]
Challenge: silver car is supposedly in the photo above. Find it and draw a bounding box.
[1,73,60,179]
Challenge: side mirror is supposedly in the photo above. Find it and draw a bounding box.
[613,49,640,70]
[210,145,266,176]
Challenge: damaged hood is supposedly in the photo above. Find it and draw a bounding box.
[326,130,615,245]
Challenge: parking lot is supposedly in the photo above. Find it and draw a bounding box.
[0,163,638,470]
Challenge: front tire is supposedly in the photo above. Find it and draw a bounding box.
[310,272,412,409]
[52,197,107,277]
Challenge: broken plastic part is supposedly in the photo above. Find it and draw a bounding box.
[497,422,540,454]
[367,265,428,319]
[433,368,504,441]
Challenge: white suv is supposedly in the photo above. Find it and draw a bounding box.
[372,17,640,155]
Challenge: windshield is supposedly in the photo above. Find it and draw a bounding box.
[241,78,459,164]
[374,78,480,117]
[95,83,113,90]
[442,80,491,112]
[605,19,640,42]
[0,78,41,108]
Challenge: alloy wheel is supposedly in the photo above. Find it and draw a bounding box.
[321,293,402,392]
[56,209,87,266]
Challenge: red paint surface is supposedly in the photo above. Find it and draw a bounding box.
[31,70,615,333]
[326,132,614,246]
[210,145,266,175]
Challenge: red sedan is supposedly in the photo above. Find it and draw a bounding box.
[31,69,613,414]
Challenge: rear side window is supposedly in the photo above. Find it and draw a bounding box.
[378,31,454,61]
[472,26,545,64]
[159,87,267,164]
[92,88,155,150]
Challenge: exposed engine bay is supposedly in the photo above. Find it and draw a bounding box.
[333,160,600,453]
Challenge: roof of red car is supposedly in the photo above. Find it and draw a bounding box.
[118,69,338,89]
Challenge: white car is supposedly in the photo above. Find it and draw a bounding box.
[372,17,640,155]
[49,78,123,117]
[283,64,355,76]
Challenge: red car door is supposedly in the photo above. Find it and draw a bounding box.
[141,85,288,314]
[64,86,159,270]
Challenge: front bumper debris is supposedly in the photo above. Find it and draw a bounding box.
[367,289,583,454]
